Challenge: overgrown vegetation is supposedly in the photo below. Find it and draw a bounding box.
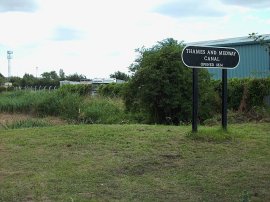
[0,77,269,125]
[0,85,130,124]
[213,78,270,111]
[123,38,217,124]
[79,96,130,124]
[98,83,127,98]
[0,90,81,120]
[0,38,270,125]
[58,84,91,96]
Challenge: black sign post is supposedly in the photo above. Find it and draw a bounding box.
[182,45,240,132]
[222,69,228,130]
[192,68,198,132]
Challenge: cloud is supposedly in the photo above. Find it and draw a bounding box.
[52,27,84,41]
[0,0,38,12]
[225,0,270,8]
[220,0,270,8]
[154,0,226,18]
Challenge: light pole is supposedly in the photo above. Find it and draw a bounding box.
[7,51,13,78]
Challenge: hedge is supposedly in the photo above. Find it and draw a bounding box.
[213,78,270,111]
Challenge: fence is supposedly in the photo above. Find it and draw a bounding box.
[13,86,58,91]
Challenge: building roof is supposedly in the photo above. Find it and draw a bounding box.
[187,34,270,47]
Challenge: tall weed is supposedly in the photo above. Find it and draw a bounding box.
[0,91,82,119]
[80,96,129,124]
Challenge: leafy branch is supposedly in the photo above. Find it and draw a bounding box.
[249,33,270,53]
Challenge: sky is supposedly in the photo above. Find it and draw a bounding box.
[0,0,269,78]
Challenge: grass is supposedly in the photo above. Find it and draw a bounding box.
[0,91,129,124]
[2,119,52,129]
[186,127,234,142]
[80,96,131,124]
[0,123,269,201]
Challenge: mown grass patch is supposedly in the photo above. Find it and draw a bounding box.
[0,123,269,201]
[186,127,235,143]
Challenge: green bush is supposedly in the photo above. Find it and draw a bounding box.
[98,83,127,98]
[124,38,218,124]
[0,86,14,93]
[58,84,91,96]
[247,78,270,108]
[213,78,270,111]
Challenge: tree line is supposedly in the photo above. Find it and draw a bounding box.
[0,70,87,87]
[0,69,131,88]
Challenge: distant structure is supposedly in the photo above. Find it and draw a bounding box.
[60,78,125,95]
[59,78,125,86]
[188,34,270,79]
[7,51,13,78]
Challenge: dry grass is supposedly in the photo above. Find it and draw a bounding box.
[0,113,68,129]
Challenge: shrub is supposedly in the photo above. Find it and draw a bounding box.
[124,38,218,124]
[213,78,270,111]
[247,78,270,108]
[58,84,91,96]
[0,86,14,93]
[98,83,127,98]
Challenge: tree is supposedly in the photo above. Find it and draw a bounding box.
[41,71,59,81]
[0,73,6,85]
[110,71,130,81]
[21,74,37,87]
[124,38,216,124]
[40,71,60,87]
[66,73,86,81]
[9,76,22,87]
[59,69,66,80]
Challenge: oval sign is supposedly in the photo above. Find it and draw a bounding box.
[182,45,240,69]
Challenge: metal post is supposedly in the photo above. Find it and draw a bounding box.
[8,59,11,78]
[222,69,228,130]
[192,68,198,133]
[7,51,13,79]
